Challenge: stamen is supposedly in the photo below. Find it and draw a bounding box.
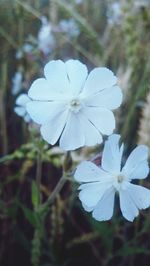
[69,98,82,113]
[70,98,80,107]
[117,175,124,183]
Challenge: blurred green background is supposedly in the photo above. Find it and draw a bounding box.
[0,0,150,265]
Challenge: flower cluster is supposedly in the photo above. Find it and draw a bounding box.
[15,58,150,222]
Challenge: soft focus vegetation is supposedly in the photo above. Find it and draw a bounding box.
[0,0,150,265]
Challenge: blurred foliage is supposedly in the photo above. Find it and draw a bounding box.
[0,0,150,265]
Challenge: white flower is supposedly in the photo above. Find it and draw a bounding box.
[14,94,31,122]
[59,18,80,38]
[74,134,150,222]
[107,2,122,25]
[26,59,122,151]
[12,71,23,95]
[22,43,33,54]
[38,16,55,55]
[16,43,33,59]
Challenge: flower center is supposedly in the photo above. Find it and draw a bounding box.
[117,174,124,183]
[112,174,126,191]
[69,98,82,113]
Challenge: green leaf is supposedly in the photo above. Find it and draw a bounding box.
[19,203,37,227]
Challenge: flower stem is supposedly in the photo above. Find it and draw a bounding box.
[0,61,8,155]
[42,175,67,209]
[40,151,72,210]
[36,149,42,203]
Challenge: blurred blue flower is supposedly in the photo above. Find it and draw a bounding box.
[12,70,23,95]
[14,93,31,123]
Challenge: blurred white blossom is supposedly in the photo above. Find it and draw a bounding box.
[107,2,122,25]
[59,18,80,38]
[38,16,55,56]
[74,134,150,222]
[23,43,33,53]
[26,59,122,150]
[16,43,34,59]
[14,94,31,122]
[12,71,23,95]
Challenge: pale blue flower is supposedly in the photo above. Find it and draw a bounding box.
[107,2,122,25]
[74,134,150,222]
[16,43,33,59]
[26,59,122,150]
[12,71,23,95]
[59,18,80,38]
[38,16,55,55]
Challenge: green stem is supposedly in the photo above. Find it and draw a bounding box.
[0,27,18,48]
[36,149,42,203]
[0,61,8,155]
[42,175,67,209]
[15,0,41,19]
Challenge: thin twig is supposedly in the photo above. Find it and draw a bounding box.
[42,175,67,209]
[0,27,18,48]
[14,0,41,19]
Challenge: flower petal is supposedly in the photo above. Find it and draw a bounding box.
[83,107,115,135]
[16,94,30,106]
[92,187,115,221]
[24,113,31,123]
[127,183,150,210]
[101,134,123,174]
[82,67,117,96]
[59,113,85,150]
[74,161,111,183]
[65,59,88,95]
[79,182,112,208]
[14,106,26,116]
[119,189,139,222]
[84,85,122,110]
[44,60,71,95]
[26,101,66,125]
[122,145,149,180]
[28,78,57,101]
[79,112,102,146]
[82,203,94,212]
[40,109,68,145]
